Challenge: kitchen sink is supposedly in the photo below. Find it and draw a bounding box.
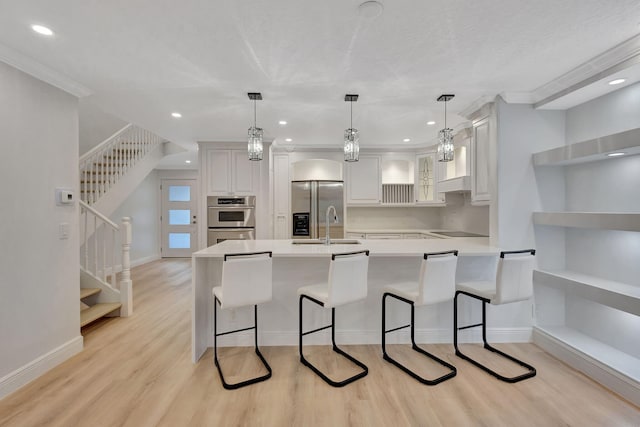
[292,239,361,245]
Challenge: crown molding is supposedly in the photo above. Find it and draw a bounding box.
[0,42,92,98]
[499,91,535,104]
[458,95,497,119]
[532,33,640,107]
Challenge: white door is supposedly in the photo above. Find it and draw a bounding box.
[161,179,198,257]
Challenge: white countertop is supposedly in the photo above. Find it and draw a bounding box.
[193,238,498,258]
[346,228,488,238]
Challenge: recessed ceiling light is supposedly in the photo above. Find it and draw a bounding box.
[279,120,287,125]
[171,112,182,118]
[608,78,626,86]
[427,121,436,126]
[185,160,192,164]
[285,138,292,142]
[607,152,625,157]
[31,25,54,36]
[403,138,411,142]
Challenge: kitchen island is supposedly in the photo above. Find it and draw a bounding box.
[192,238,501,362]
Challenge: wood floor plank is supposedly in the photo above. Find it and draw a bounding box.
[0,259,638,426]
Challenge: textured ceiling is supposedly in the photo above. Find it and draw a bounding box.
[1,0,639,150]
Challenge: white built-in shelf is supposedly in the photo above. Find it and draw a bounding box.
[533,127,640,166]
[534,325,640,384]
[534,269,640,316]
[438,175,470,193]
[532,211,640,232]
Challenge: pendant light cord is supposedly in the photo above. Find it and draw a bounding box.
[444,99,447,129]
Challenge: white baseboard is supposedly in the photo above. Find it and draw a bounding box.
[0,336,83,400]
[533,328,640,407]
[213,327,532,347]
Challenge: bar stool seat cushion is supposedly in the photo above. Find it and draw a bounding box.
[456,281,496,302]
[297,283,330,306]
[383,282,419,304]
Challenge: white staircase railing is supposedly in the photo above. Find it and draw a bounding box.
[80,200,133,315]
[80,124,163,205]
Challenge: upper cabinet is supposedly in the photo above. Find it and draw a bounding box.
[471,114,492,204]
[346,155,382,204]
[203,148,259,196]
[415,152,444,204]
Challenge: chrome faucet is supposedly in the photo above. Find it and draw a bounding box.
[325,205,338,245]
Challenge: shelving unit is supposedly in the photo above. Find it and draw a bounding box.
[532,126,640,406]
[532,212,640,232]
[533,127,640,166]
[533,270,640,316]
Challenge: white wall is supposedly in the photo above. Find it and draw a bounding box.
[561,83,640,355]
[0,62,81,394]
[109,171,160,265]
[346,207,441,230]
[78,98,127,155]
[494,99,566,327]
[440,193,489,235]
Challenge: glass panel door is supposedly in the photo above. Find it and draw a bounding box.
[161,179,198,257]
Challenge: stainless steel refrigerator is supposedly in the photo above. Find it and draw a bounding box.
[291,180,344,240]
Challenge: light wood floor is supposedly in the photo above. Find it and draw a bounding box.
[1,259,638,426]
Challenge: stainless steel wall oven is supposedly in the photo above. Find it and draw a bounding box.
[207,196,256,245]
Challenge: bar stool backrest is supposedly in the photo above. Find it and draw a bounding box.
[221,252,273,309]
[417,251,459,306]
[494,251,536,305]
[326,250,370,308]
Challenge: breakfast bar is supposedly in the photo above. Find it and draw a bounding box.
[192,238,500,362]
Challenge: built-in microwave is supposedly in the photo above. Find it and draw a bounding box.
[207,196,256,228]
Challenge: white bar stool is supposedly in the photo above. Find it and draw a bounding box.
[454,249,537,383]
[298,250,370,387]
[382,250,459,385]
[213,251,273,390]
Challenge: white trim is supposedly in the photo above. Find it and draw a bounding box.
[532,33,640,105]
[459,95,497,119]
[131,254,162,268]
[211,327,532,347]
[533,328,640,407]
[0,43,92,98]
[499,91,535,104]
[0,336,83,400]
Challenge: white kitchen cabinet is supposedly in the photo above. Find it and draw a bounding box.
[415,152,444,205]
[471,115,491,204]
[346,155,381,204]
[204,149,259,196]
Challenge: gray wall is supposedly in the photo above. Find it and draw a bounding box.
[0,62,81,386]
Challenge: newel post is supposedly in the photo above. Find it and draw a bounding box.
[120,217,133,316]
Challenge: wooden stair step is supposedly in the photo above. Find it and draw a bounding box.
[80,288,101,300]
[81,302,122,327]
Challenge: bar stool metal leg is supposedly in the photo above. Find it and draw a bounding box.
[382,293,456,385]
[299,294,368,387]
[454,290,536,383]
[214,296,272,390]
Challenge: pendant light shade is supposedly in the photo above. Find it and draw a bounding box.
[437,94,455,162]
[247,92,263,161]
[344,94,360,162]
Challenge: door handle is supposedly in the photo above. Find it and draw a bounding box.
[193,220,197,224]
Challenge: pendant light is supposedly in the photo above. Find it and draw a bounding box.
[344,94,360,162]
[437,94,455,162]
[247,92,263,161]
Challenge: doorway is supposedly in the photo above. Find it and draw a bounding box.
[161,179,198,257]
